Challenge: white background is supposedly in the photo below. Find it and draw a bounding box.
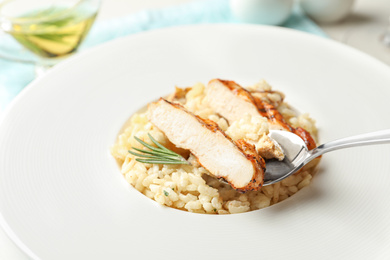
[0,0,389,259]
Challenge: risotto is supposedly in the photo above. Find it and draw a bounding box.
[111,79,320,214]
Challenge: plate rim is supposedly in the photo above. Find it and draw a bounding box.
[1,23,390,259]
[3,23,390,124]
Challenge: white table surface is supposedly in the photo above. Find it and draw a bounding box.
[0,0,389,259]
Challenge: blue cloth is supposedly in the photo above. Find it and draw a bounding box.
[0,0,326,113]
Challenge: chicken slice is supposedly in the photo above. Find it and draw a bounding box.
[148,98,265,192]
[206,79,260,124]
[255,134,284,160]
[206,79,316,150]
[252,96,317,150]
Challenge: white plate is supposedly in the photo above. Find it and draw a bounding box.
[1,24,390,260]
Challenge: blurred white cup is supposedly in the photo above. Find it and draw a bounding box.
[299,0,355,23]
[230,0,294,26]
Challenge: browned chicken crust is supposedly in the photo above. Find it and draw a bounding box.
[193,116,266,192]
[234,139,266,191]
[149,99,266,192]
[212,79,317,150]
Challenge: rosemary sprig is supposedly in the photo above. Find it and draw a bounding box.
[129,133,189,165]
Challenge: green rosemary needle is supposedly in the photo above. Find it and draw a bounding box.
[129,133,189,165]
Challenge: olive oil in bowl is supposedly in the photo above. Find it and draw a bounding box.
[7,5,98,59]
[0,0,100,71]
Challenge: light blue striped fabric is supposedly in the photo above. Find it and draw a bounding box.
[0,0,326,113]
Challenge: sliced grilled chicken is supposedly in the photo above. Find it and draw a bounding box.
[252,95,316,150]
[255,134,285,161]
[206,79,316,150]
[148,98,265,192]
[206,79,260,124]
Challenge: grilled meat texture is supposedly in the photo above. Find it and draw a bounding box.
[206,79,316,150]
[148,98,265,191]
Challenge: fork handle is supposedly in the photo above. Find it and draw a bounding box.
[307,129,390,161]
